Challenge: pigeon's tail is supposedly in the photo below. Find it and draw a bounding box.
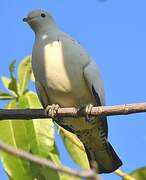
[84,141,122,174]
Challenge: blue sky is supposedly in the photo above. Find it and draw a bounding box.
[0,0,146,179]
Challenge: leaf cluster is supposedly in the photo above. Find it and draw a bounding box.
[0,57,88,180]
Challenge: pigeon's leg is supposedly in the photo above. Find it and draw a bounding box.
[79,104,95,123]
[85,104,95,123]
[45,104,60,119]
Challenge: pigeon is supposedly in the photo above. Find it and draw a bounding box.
[23,9,122,173]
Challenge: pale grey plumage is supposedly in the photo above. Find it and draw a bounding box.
[24,9,122,173]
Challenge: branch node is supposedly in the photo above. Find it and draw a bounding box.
[124,104,129,114]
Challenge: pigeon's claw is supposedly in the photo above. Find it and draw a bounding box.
[46,104,60,119]
[85,104,95,123]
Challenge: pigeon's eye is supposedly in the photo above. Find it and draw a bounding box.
[41,13,46,18]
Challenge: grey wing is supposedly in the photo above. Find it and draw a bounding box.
[83,60,108,137]
[35,81,50,108]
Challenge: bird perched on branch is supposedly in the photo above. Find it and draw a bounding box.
[23,9,122,173]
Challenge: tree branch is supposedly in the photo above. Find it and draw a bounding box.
[0,140,99,180]
[0,102,146,120]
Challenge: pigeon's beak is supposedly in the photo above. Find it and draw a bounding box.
[23,17,29,22]
[23,16,33,22]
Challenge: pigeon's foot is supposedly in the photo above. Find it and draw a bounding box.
[85,104,95,123]
[45,104,60,119]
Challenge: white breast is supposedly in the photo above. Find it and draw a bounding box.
[32,33,94,107]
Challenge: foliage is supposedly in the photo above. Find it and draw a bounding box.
[0,57,89,179]
[127,167,146,180]
[0,57,62,179]
[60,128,89,169]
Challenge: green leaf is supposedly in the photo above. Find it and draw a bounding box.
[18,91,55,155]
[1,76,17,96]
[128,167,146,180]
[18,91,61,179]
[18,56,32,95]
[60,128,89,169]
[0,100,33,180]
[0,91,14,100]
[8,60,18,96]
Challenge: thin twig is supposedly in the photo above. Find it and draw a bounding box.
[0,140,99,180]
[0,102,146,120]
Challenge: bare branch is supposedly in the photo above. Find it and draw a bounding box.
[0,140,99,180]
[0,102,146,120]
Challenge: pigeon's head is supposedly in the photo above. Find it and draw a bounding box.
[23,10,56,32]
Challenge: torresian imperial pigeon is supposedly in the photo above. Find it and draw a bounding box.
[23,9,122,173]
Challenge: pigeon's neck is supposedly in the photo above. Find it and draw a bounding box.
[34,24,60,43]
[34,23,58,36]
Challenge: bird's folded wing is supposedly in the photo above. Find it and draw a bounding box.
[83,60,105,106]
[83,60,108,137]
[35,81,50,108]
